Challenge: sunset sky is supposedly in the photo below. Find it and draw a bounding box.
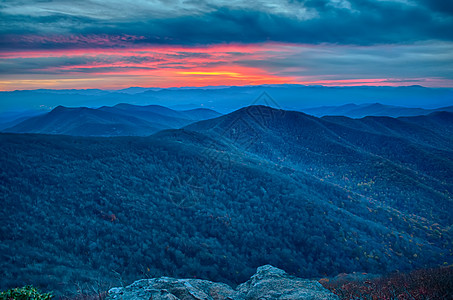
[1,0,452,90]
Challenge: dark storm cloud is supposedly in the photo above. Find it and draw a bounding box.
[0,54,163,74]
[418,0,453,14]
[233,42,453,81]
[1,0,452,90]
[0,0,452,49]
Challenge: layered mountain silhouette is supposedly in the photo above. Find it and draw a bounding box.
[1,105,452,295]
[301,103,453,118]
[3,104,220,136]
[2,85,452,114]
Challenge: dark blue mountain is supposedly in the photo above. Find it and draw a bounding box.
[3,106,163,136]
[3,104,221,136]
[301,103,453,118]
[186,106,453,223]
[100,103,220,122]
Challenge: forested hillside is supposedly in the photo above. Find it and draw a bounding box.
[187,106,453,225]
[0,106,452,296]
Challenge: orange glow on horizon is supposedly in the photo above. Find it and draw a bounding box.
[178,71,243,77]
[1,43,451,90]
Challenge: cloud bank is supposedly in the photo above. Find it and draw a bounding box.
[0,0,452,90]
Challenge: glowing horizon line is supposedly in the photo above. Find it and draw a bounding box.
[1,81,452,92]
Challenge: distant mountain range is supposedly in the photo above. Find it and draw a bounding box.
[4,101,453,136]
[301,103,453,118]
[1,84,452,113]
[1,105,452,295]
[2,104,220,136]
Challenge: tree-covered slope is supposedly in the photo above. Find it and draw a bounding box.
[0,106,452,296]
[186,106,453,225]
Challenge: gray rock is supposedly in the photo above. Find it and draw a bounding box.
[237,265,338,300]
[108,277,241,300]
[108,265,338,300]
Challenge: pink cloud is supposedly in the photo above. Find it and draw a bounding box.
[1,42,451,90]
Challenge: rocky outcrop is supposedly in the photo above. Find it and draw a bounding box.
[108,265,338,300]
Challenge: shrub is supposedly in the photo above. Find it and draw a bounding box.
[321,266,453,300]
[0,286,53,300]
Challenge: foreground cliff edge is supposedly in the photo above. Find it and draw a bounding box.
[108,265,338,300]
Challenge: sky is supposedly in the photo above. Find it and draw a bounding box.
[0,0,453,91]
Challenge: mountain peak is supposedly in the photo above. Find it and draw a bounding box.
[242,104,280,111]
[367,102,385,108]
[232,105,291,118]
[429,110,453,118]
[52,105,67,111]
[113,103,133,108]
[48,105,93,115]
[235,105,311,120]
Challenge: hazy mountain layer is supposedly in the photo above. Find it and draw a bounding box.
[1,85,452,114]
[301,103,453,118]
[3,104,220,136]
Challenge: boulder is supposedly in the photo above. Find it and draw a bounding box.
[108,265,338,300]
[108,276,241,300]
[237,265,338,300]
